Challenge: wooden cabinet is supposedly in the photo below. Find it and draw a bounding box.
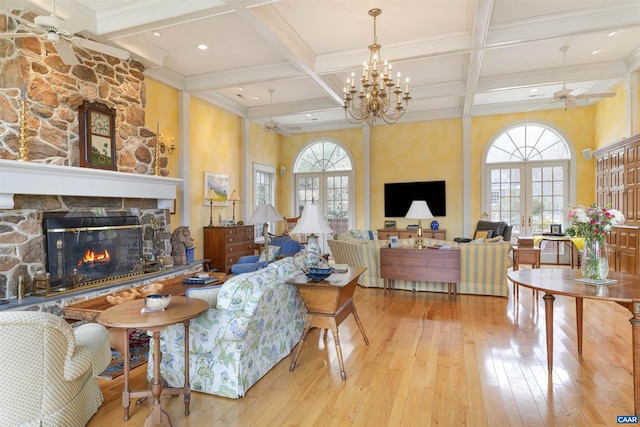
[203,225,255,272]
[377,228,446,240]
[594,133,640,273]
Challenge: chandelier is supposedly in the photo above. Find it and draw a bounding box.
[343,8,411,125]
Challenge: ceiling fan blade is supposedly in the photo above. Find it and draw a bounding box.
[0,32,38,39]
[57,15,87,35]
[575,92,616,100]
[565,98,579,109]
[70,37,130,60]
[53,41,79,65]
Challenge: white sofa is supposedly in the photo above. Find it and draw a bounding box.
[148,256,307,398]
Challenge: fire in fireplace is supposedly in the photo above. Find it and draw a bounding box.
[41,211,144,294]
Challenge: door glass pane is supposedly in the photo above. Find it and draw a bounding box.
[326,175,349,236]
[489,166,522,241]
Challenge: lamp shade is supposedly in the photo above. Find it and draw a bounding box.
[405,200,434,219]
[290,203,333,235]
[248,203,282,224]
[229,190,240,202]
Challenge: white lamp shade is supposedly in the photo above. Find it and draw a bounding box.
[290,203,333,234]
[405,200,434,219]
[248,203,282,224]
[229,190,240,202]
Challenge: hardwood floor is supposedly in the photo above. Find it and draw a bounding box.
[87,269,635,426]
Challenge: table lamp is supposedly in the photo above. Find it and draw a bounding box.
[290,203,333,267]
[248,203,283,257]
[405,200,434,249]
[206,188,216,226]
[229,190,240,223]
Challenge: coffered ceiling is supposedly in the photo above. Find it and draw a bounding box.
[3,0,640,133]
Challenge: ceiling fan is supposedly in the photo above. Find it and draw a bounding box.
[532,45,615,111]
[263,89,301,135]
[0,0,129,66]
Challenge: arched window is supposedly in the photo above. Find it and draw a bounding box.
[293,139,355,240]
[483,123,574,249]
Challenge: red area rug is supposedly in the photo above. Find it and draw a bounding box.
[98,329,149,380]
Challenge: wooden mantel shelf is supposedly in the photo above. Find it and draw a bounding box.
[0,159,182,209]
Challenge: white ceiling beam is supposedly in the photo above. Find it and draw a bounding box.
[463,0,494,116]
[487,4,640,47]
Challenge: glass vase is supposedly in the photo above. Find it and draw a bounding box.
[581,239,609,280]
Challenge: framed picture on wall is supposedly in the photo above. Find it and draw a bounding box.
[550,224,563,235]
[204,172,230,206]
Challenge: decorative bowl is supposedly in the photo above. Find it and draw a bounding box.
[305,267,335,282]
[145,294,172,309]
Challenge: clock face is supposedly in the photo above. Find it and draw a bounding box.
[90,112,111,136]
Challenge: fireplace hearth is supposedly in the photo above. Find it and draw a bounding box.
[37,210,160,296]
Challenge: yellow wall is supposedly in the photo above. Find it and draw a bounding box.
[594,83,627,148]
[188,97,243,259]
[371,119,463,237]
[144,78,181,226]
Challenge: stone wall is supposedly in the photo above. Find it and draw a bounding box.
[0,195,171,300]
[0,9,168,173]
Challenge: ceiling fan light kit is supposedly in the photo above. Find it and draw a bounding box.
[343,8,411,125]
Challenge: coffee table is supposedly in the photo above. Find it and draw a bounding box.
[288,266,368,380]
[508,268,640,414]
[97,296,208,426]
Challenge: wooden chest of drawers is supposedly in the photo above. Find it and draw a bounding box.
[203,225,255,272]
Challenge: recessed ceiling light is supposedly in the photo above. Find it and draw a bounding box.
[197,44,208,50]
[238,87,244,91]
[153,31,161,37]
[306,114,312,117]
[592,49,601,55]
[530,88,538,93]
[253,96,259,100]
[608,31,617,37]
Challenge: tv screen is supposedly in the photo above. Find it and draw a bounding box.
[384,181,446,217]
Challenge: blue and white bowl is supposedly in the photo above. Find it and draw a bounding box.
[305,267,335,281]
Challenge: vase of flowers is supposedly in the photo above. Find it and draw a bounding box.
[566,204,625,280]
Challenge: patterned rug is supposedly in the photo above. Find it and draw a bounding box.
[98,329,150,380]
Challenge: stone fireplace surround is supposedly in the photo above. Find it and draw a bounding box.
[0,159,187,315]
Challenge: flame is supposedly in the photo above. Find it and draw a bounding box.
[78,248,111,265]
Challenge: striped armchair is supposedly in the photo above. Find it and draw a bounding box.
[0,311,111,427]
[328,234,512,297]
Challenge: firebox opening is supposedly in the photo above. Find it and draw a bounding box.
[42,211,143,293]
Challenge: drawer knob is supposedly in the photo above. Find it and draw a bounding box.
[228,237,232,243]
[229,247,233,252]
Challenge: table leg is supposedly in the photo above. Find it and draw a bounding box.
[543,293,555,374]
[350,303,369,345]
[146,330,172,427]
[117,328,131,421]
[289,317,312,372]
[182,319,191,416]
[331,327,347,381]
[576,297,583,355]
[629,305,640,415]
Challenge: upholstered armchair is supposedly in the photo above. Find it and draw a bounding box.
[454,220,513,244]
[0,311,112,427]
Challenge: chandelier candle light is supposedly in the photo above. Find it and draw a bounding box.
[405,200,434,249]
[343,8,411,125]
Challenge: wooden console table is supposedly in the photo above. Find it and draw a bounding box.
[288,266,368,380]
[378,228,446,240]
[380,246,460,300]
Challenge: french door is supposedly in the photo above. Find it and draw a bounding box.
[295,172,352,253]
[488,161,569,262]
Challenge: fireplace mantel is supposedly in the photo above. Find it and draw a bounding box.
[0,159,182,209]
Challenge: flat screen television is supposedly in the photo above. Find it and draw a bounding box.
[384,181,446,217]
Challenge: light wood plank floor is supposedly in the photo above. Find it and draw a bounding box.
[87,269,635,426]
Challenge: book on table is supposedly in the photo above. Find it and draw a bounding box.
[182,276,218,285]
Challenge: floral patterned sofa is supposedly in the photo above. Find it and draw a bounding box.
[147,256,307,398]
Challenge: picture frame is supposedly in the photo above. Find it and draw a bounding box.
[389,236,399,248]
[474,230,492,240]
[384,220,396,229]
[550,224,563,234]
[78,100,117,170]
[204,172,230,206]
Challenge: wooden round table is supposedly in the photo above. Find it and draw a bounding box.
[97,295,208,426]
